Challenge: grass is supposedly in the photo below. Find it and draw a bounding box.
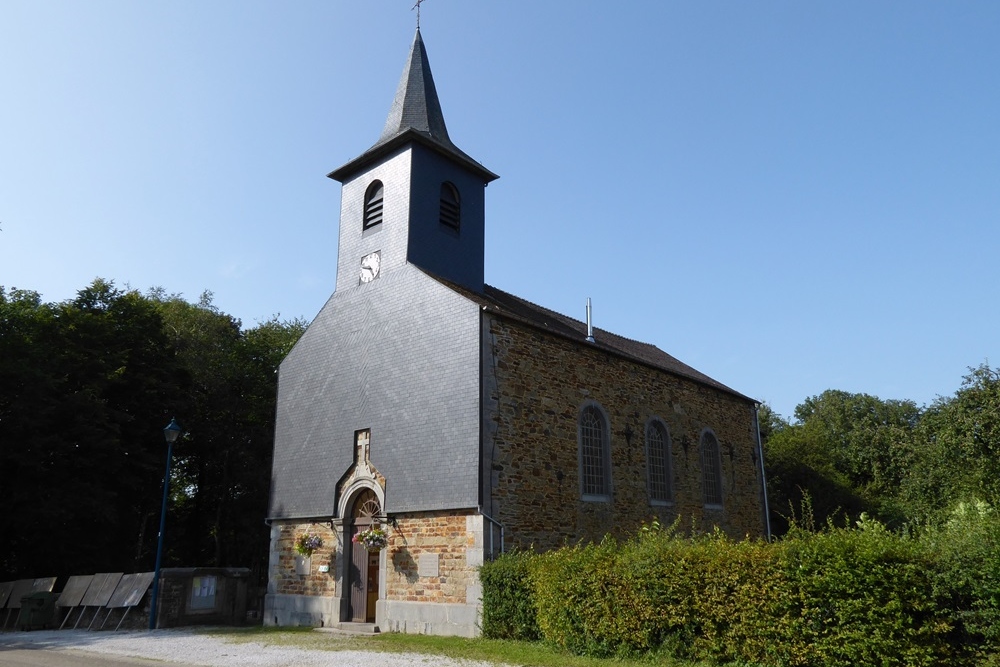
[203,626,710,667]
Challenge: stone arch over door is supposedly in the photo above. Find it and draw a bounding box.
[346,487,382,623]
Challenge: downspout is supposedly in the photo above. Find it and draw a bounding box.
[753,403,772,540]
[478,507,505,558]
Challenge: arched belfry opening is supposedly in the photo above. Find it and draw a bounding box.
[347,488,382,623]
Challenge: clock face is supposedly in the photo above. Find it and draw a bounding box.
[360,251,381,283]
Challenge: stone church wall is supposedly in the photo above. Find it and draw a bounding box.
[482,314,765,551]
[379,510,483,636]
[265,512,483,636]
[265,521,340,627]
[269,522,340,598]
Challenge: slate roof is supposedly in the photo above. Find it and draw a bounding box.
[328,29,498,183]
[428,273,754,402]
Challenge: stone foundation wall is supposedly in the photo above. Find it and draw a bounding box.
[483,314,765,550]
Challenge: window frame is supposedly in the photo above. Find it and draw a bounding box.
[700,428,724,508]
[645,418,673,505]
[439,181,461,232]
[578,401,612,502]
[188,575,218,613]
[363,180,384,230]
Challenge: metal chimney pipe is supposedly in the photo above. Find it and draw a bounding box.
[586,298,595,343]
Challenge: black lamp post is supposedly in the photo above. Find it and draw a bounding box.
[149,417,182,630]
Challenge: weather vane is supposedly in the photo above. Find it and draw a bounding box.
[412,0,425,28]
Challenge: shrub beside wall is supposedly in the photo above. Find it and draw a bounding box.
[479,549,539,641]
[480,511,1000,666]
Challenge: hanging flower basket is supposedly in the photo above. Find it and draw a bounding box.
[295,533,324,557]
[353,525,389,552]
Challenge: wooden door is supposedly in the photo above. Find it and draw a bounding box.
[348,522,370,622]
[347,489,381,623]
[366,550,379,622]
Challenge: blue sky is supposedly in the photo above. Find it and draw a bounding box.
[2,2,998,421]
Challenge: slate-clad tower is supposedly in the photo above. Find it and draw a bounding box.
[266,28,767,637]
[328,29,497,294]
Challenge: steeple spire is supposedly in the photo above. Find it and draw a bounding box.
[379,29,452,148]
[328,29,496,183]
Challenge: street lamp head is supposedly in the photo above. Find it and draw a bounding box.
[163,418,182,444]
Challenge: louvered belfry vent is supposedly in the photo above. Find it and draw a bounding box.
[439,182,460,230]
[364,180,384,229]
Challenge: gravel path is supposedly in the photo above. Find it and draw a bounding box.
[0,629,501,667]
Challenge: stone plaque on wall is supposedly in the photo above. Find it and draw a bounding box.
[418,553,439,578]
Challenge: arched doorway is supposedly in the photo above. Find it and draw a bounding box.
[347,488,381,623]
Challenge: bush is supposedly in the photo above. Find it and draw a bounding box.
[479,514,997,666]
[532,538,619,656]
[923,500,1000,665]
[776,516,953,667]
[479,550,540,641]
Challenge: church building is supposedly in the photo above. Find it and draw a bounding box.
[265,28,768,637]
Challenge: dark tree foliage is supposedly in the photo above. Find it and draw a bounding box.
[0,280,304,584]
[766,390,921,533]
[899,364,1000,523]
[765,368,1000,535]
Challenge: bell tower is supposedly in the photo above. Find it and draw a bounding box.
[328,29,498,294]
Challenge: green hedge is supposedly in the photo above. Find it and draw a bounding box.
[480,549,540,641]
[480,509,1000,666]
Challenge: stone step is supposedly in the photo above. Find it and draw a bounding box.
[317,622,380,635]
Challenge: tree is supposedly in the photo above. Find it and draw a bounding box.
[764,419,868,535]
[899,364,1000,521]
[0,280,184,577]
[764,390,921,534]
[797,390,920,515]
[148,291,305,580]
[0,279,305,582]
[756,402,788,446]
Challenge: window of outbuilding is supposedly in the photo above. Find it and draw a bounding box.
[439,182,460,231]
[579,403,611,500]
[701,430,724,507]
[189,575,217,611]
[363,180,384,230]
[646,420,673,503]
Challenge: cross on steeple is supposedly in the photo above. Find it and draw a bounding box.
[412,0,425,28]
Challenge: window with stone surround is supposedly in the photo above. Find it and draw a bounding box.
[578,402,611,501]
[645,419,673,504]
[700,429,724,507]
[363,180,384,230]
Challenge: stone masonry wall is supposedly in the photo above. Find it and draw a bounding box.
[270,522,339,597]
[483,314,765,551]
[386,511,480,606]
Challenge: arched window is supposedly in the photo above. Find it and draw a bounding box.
[439,181,460,230]
[700,430,724,507]
[579,403,610,500]
[363,180,384,230]
[646,419,673,503]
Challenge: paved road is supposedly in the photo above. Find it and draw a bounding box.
[0,628,500,667]
[1,648,172,667]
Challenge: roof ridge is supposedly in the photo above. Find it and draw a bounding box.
[485,285,664,347]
